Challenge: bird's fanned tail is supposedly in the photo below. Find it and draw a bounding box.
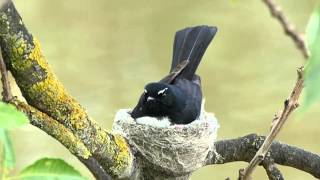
[170,25,217,80]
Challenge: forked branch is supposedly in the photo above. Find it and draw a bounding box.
[239,0,309,178]
[262,0,309,59]
[210,134,320,179]
[239,68,304,179]
[0,1,131,179]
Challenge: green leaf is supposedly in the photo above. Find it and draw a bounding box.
[306,5,320,51]
[303,4,320,108]
[19,158,87,180]
[0,102,28,129]
[0,128,15,169]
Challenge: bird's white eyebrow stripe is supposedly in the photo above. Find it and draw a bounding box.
[157,88,168,95]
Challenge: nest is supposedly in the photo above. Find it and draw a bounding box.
[112,107,219,174]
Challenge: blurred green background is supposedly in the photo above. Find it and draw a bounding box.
[7,0,319,179]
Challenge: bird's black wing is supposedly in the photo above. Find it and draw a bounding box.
[169,78,202,124]
[159,60,189,83]
[171,28,192,72]
[170,25,217,80]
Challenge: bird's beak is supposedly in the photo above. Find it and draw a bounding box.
[131,107,142,119]
[147,96,155,101]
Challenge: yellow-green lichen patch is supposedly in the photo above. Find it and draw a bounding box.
[114,134,131,165]
[48,121,92,159]
[65,98,87,130]
[9,36,32,70]
[28,39,53,72]
[96,128,108,144]
[2,12,132,177]
[91,128,132,177]
[106,133,132,177]
[16,102,91,159]
[6,32,98,156]
[26,74,88,131]
[2,8,93,140]
[12,38,88,131]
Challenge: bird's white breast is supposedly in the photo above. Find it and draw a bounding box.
[135,116,172,128]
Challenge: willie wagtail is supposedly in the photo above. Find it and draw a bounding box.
[131,25,217,124]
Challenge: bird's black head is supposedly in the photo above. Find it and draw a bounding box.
[131,82,181,119]
[143,83,175,116]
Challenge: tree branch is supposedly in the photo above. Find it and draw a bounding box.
[262,0,309,59]
[9,100,112,179]
[14,101,91,159]
[0,59,111,180]
[207,134,320,179]
[238,0,310,178]
[0,1,132,179]
[78,157,112,180]
[262,157,284,180]
[239,67,304,179]
[0,47,12,102]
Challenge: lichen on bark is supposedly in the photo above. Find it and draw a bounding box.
[15,101,92,159]
[0,2,133,178]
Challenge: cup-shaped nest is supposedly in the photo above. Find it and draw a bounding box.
[112,108,219,174]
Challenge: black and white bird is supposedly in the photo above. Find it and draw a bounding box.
[131,25,217,124]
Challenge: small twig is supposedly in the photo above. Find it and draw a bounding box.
[262,0,309,59]
[238,0,310,178]
[240,68,304,179]
[0,47,12,102]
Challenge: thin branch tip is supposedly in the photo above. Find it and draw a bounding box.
[262,0,309,59]
[297,66,304,78]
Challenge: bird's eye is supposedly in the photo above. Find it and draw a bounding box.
[157,88,168,96]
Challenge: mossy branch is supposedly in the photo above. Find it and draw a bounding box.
[0,1,132,179]
[12,100,112,179]
[14,101,91,158]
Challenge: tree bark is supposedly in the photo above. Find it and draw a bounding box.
[0,1,132,179]
[209,134,320,179]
